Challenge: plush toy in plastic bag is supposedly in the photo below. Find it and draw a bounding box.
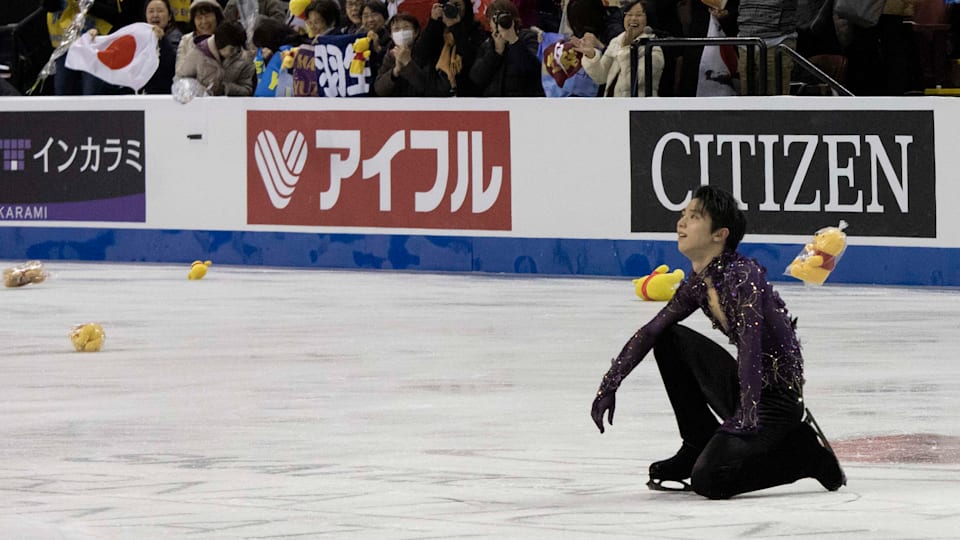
[3,260,48,287]
[172,77,209,103]
[785,221,848,285]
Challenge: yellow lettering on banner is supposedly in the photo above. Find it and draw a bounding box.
[296,53,314,70]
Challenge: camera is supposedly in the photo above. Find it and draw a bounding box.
[442,2,460,19]
[493,11,513,29]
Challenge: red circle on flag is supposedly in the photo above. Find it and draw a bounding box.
[97,35,137,70]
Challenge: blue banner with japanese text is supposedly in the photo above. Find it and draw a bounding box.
[0,111,145,222]
[307,33,375,98]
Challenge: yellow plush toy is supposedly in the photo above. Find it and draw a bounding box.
[787,221,848,285]
[70,323,105,352]
[633,264,685,301]
[350,37,372,76]
[188,260,212,280]
[289,0,310,18]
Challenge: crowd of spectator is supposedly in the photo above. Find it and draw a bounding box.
[2,0,960,97]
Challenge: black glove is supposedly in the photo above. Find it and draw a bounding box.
[591,391,615,433]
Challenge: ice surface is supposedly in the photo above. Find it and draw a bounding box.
[2,262,959,538]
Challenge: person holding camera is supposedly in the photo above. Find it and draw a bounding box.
[469,0,544,96]
[414,0,486,96]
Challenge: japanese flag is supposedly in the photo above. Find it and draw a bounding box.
[66,23,160,91]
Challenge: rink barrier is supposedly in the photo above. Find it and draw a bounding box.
[1,96,958,287]
[1,226,957,287]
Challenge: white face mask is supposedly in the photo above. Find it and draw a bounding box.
[392,29,414,47]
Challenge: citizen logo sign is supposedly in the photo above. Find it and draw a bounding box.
[630,110,936,237]
[247,111,512,230]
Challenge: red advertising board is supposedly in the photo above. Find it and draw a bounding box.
[247,110,511,230]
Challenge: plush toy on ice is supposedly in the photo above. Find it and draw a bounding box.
[3,260,48,288]
[70,323,105,352]
[786,221,848,285]
[633,264,685,301]
[188,260,212,280]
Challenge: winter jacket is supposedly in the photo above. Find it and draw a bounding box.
[581,30,664,96]
[176,34,256,95]
[737,0,798,39]
[470,28,544,97]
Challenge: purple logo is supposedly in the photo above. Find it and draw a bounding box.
[1,139,30,172]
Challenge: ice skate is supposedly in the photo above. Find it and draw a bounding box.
[803,408,847,491]
[647,442,700,492]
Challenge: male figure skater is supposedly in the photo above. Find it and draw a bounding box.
[591,185,846,499]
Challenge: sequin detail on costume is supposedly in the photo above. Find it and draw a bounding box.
[596,251,804,434]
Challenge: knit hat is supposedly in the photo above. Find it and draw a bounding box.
[190,0,224,19]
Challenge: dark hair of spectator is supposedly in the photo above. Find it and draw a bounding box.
[252,17,305,51]
[566,0,604,39]
[693,185,746,251]
[305,0,342,30]
[214,21,247,49]
[361,0,389,21]
[487,0,520,28]
[144,0,175,26]
[620,0,656,29]
[388,12,420,32]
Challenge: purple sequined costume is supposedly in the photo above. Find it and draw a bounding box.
[597,250,804,434]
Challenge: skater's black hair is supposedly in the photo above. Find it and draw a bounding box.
[693,185,746,252]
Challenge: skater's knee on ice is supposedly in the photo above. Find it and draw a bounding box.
[691,463,738,500]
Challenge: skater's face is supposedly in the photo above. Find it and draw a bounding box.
[677,198,726,262]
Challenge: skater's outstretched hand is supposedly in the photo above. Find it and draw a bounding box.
[591,392,615,433]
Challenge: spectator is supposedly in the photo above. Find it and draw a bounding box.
[470,0,544,96]
[253,17,308,58]
[844,0,921,95]
[251,17,308,95]
[143,0,180,93]
[341,0,364,33]
[736,0,797,94]
[375,13,441,95]
[177,20,256,95]
[303,0,342,39]
[146,0,184,48]
[572,0,664,96]
[415,0,487,96]
[43,0,119,95]
[176,0,225,75]
[566,0,624,46]
[359,0,391,91]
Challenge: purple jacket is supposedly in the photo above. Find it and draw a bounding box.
[598,250,804,434]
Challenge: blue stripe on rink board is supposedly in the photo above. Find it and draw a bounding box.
[1,227,958,287]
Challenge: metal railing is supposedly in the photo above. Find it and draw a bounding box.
[630,36,853,97]
[631,36,767,97]
[774,43,853,96]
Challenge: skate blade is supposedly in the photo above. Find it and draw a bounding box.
[647,478,692,492]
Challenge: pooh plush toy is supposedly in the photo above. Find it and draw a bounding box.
[633,264,685,301]
[70,323,105,352]
[188,260,212,280]
[3,260,47,287]
[350,37,372,76]
[787,221,848,285]
[288,0,310,19]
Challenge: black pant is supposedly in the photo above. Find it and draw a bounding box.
[653,325,816,499]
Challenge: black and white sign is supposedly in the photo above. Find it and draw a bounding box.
[630,110,936,237]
